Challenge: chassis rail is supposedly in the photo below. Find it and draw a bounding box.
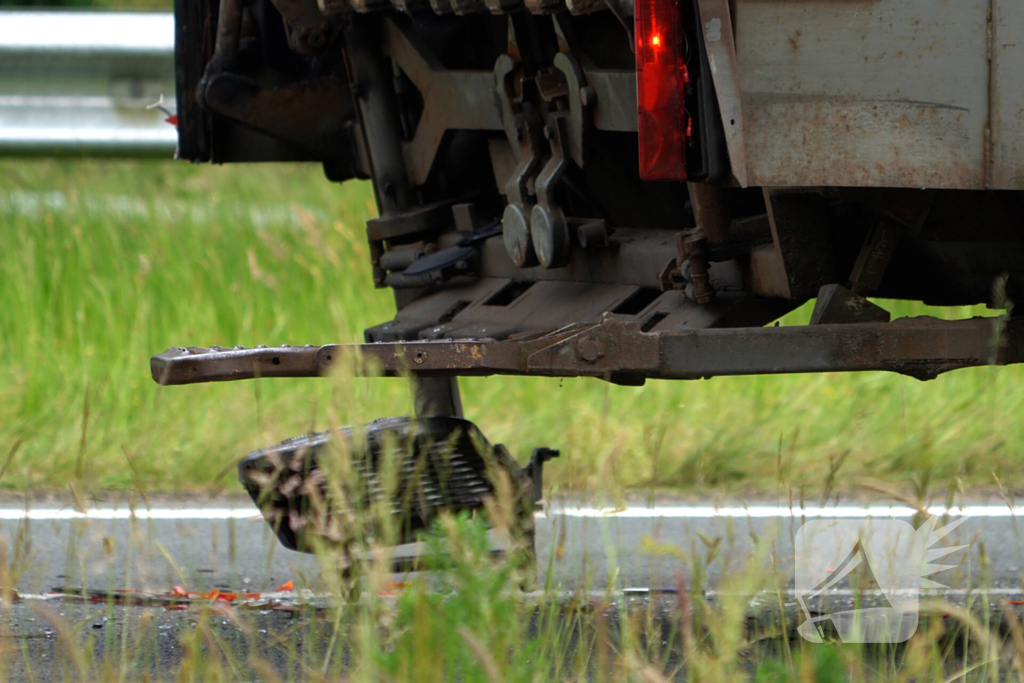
[151,316,1023,386]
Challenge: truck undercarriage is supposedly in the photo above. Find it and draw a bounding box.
[157,0,1024,561]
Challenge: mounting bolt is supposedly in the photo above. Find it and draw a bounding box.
[543,125,554,140]
[578,337,604,364]
[579,86,596,107]
[304,26,327,50]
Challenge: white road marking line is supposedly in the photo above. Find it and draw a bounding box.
[624,587,1024,597]
[546,505,1023,519]
[0,504,1017,522]
[0,508,260,521]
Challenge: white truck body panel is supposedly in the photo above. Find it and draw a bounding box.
[711,0,1024,189]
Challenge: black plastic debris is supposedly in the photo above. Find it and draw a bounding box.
[238,416,557,566]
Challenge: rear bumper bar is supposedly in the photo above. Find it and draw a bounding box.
[151,315,1024,386]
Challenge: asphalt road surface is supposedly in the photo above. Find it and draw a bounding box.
[0,494,1020,679]
[0,494,1019,597]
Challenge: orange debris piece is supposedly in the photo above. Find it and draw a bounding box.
[195,589,238,602]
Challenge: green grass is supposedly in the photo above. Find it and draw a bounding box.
[1,158,1023,497]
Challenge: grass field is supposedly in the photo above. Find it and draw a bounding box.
[1,159,1022,498]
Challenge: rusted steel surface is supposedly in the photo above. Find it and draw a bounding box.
[200,75,355,156]
[150,345,325,385]
[687,183,731,244]
[152,316,1023,386]
[653,317,1014,382]
[382,18,503,186]
[808,285,891,326]
[584,68,638,133]
[732,0,992,189]
[991,1,1024,189]
[763,189,837,300]
[696,0,748,187]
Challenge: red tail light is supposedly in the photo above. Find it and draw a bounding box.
[635,0,689,180]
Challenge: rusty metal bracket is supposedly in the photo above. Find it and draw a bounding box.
[552,52,586,167]
[530,113,572,269]
[809,284,891,325]
[152,315,1024,386]
[200,73,356,156]
[382,18,504,186]
[267,0,338,54]
[365,194,477,242]
[497,54,548,268]
[849,190,936,293]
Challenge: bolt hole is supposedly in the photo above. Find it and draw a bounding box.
[271,357,281,365]
[730,119,736,126]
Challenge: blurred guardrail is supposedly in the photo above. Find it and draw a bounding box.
[0,9,177,157]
